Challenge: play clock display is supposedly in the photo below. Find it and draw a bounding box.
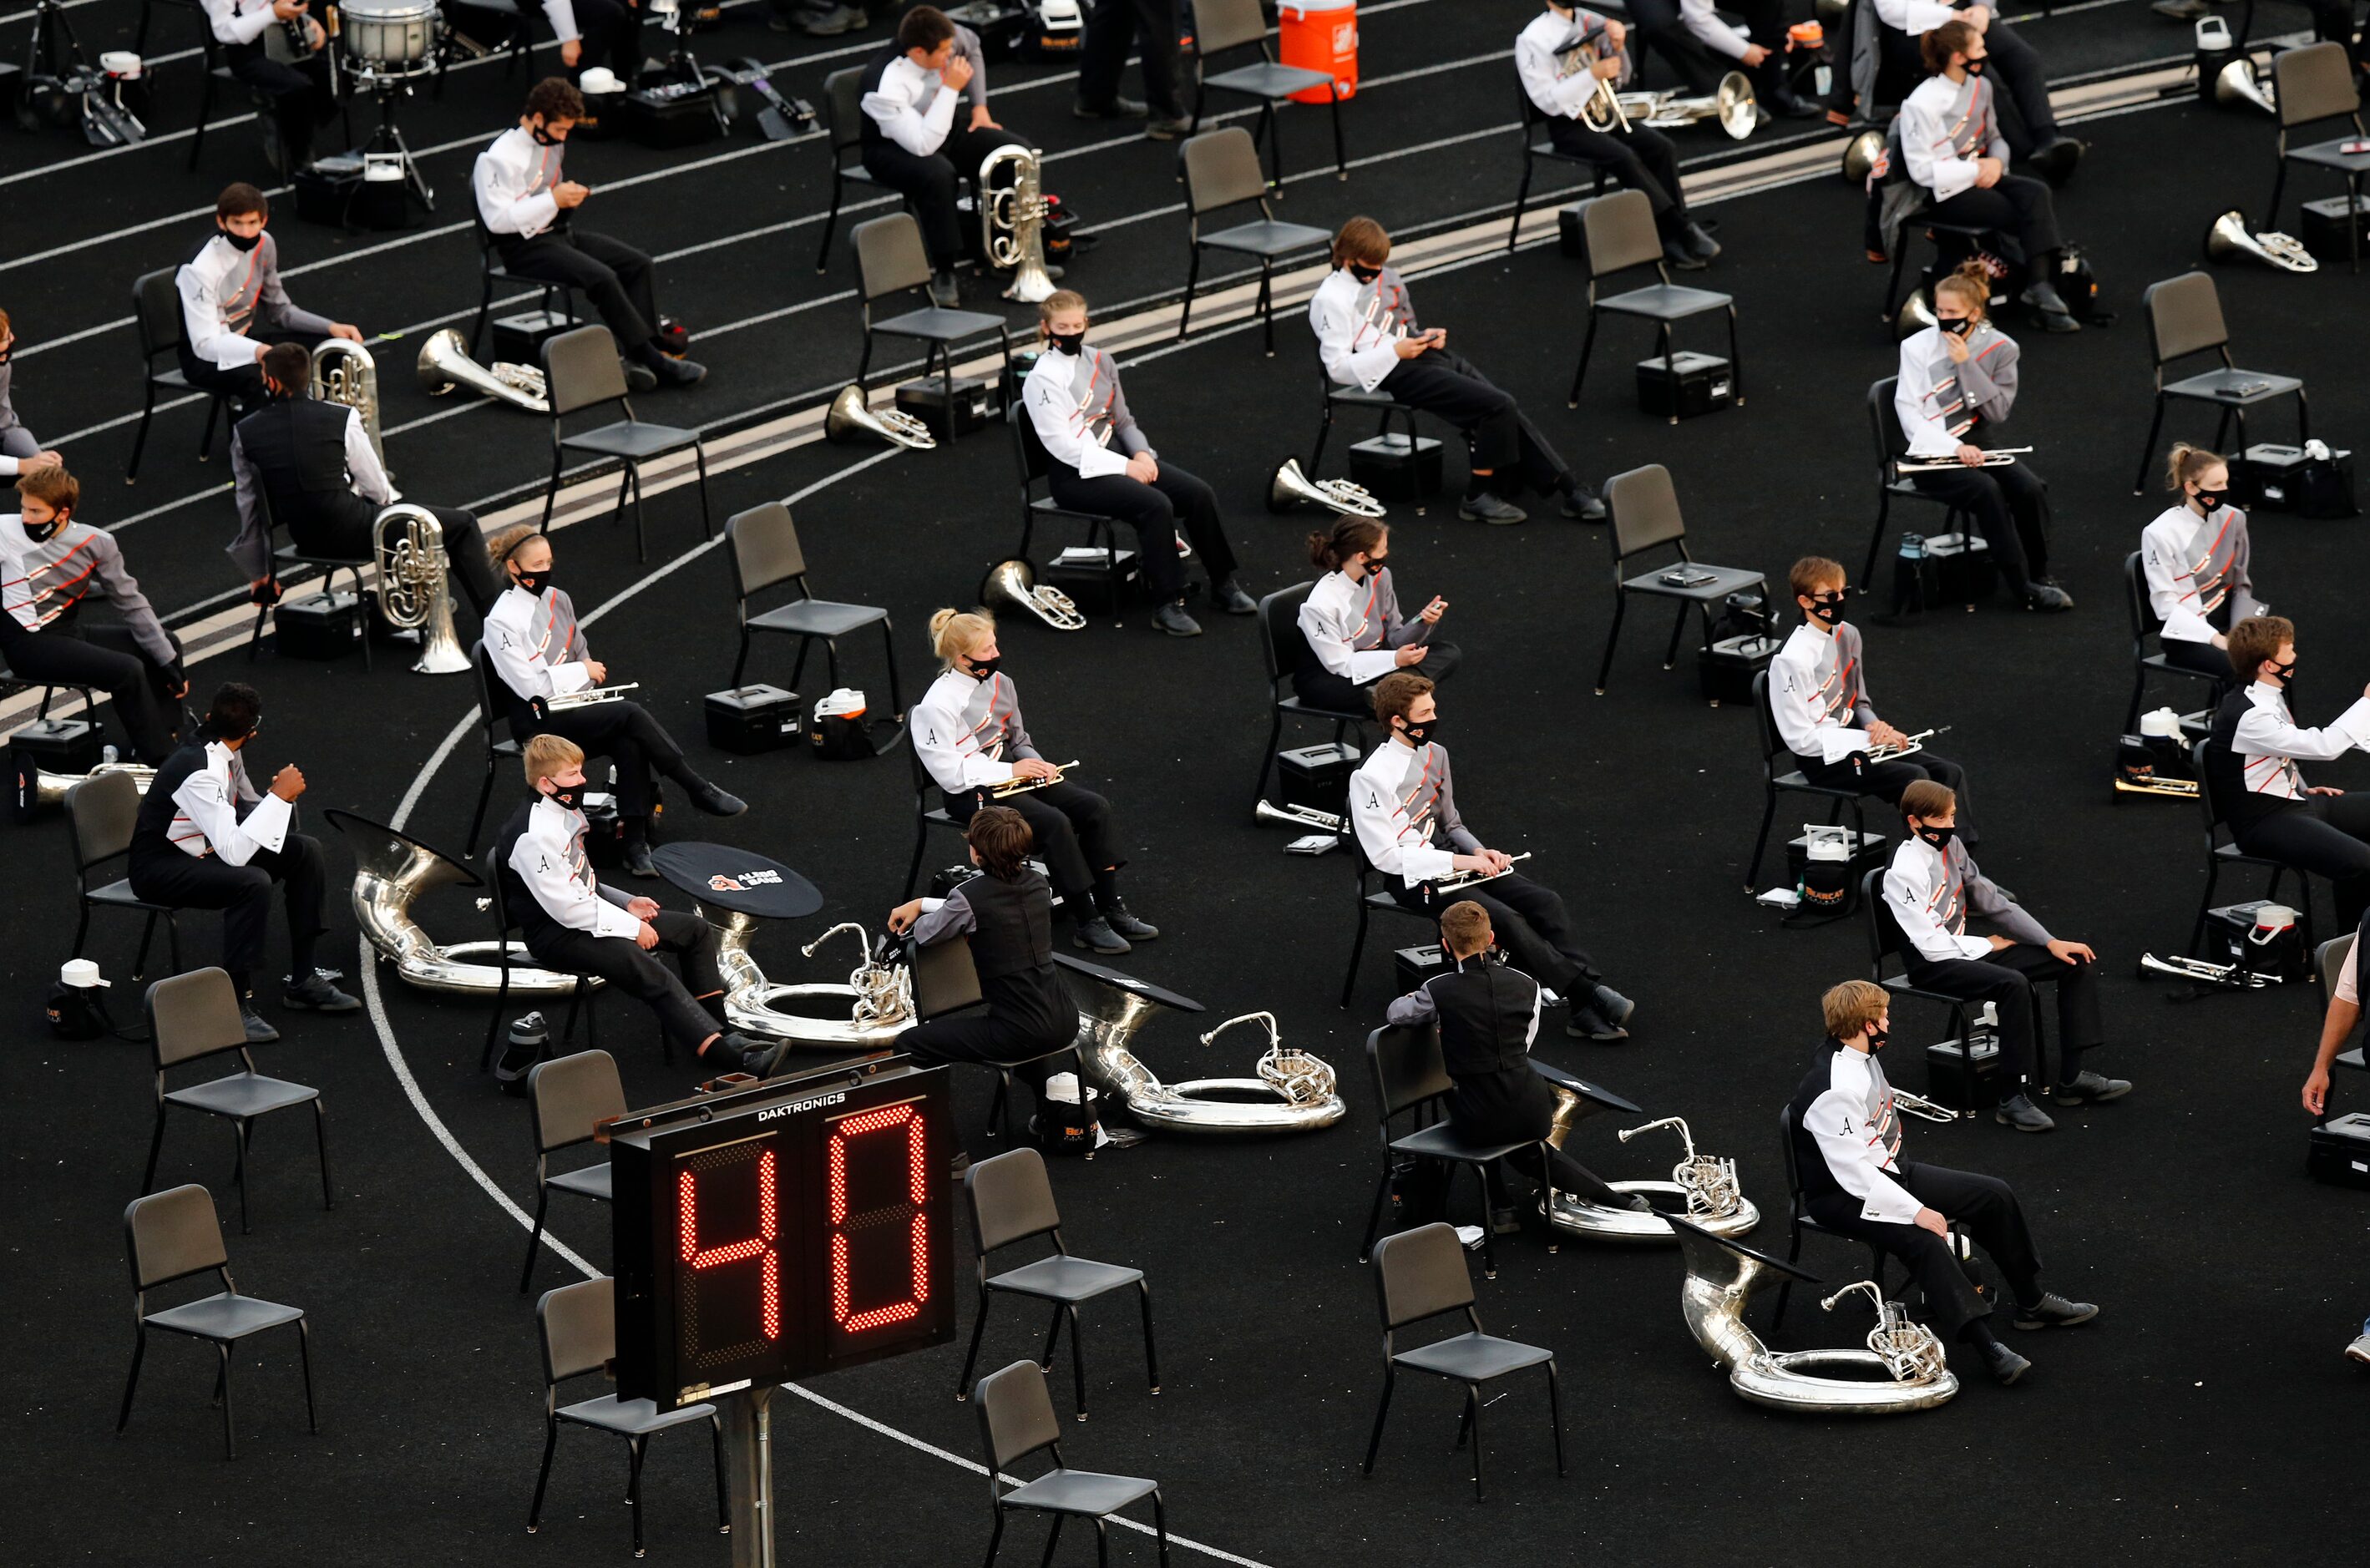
[610,1059,955,1411]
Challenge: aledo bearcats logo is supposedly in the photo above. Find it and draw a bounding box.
[708,868,785,893]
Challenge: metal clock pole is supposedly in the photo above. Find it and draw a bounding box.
[722,1385,775,1568]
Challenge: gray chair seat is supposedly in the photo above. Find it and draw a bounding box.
[748,598,887,638]
[559,1392,717,1436]
[2288,137,2370,173]
[1393,1329,1555,1382]
[1280,692,1371,724]
[2162,367,2306,404]
[2339,1046,2367,1071]
[1389,1122,1532,1166]
[276,542,370,568]
[1617,562,1763,600]
[152,367,195,391]
[1599,281,1734,321]
[561,419,697,460]
[1203,59,1332,99]
[89,878,171,911]
[144,1289,305,1342]
[1328,382,1404,409]
[873,304,1008,341]
[166,1070,321,1120]
[548,1164,612,1201]
[988,1253,1145,1303]
[1000,1467,1160,1517]
[1199,216,1331,257]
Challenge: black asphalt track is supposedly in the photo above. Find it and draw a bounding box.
[6,3,2370,1565]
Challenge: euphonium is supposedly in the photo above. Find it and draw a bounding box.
[416,327,551,412]
[336,811,591,995]
[980,143,1059,304]
[1071,972,1345,1135]
[1267,458,1387,519]
[2204,209,2320,276]
[717,919,915,1050]
[372,503,470,675]
[980,557,1087,632]
[823,383,938,451]
[1620,71,1758,140]
[1562,38,1631,134]
[311,336,383,470]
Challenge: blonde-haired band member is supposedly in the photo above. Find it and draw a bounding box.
[910,606,1157,954]
[2139,444,2262,688]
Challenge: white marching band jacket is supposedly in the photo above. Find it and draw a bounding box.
[1309,266,1419,395]
[1513,5,1635,121]
[1298,566,1427,685]
[474,126,569,240]
[1894,321,2019,458]
[166,741,290,864]
[1768,620,1883,766]
[486,584,595,705]
[1351,736,1481,888]
[0,513,179,669]
[2227,684,2370,803]
[913,667,1042,794]
[858,25,989,157]
[1897,71,2004,205]
[509,794,641,939]
[1882,833,2053,965]
[1021,346,1151,482]
[176,231,332,374]
[1801,1046,1924,1225]
[2140,503,2259,645]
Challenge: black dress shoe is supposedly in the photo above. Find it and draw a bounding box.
[284,971,362,1014]
[1977,1339,2033,1384]
[1684,221,1722,261]
[240,1000,282,1044]
[688,779,747,817]
[1074,96,1148,119]
[1072,916,1132,954]
[1213,576,1258,615]
[2049,1070,2132,1105]
[1097,899,1160,940]
[2012,1292,2100,1330]
[710,1030,790,1079]
[623,837,659,878]
[1152,602,1202,637]
[2022,135,2084,186]
[1994,1093,2056,1132]
[2018,281,2082,333]
[2023,584,2075,613]
[1662,240,1709,271]
[1559,487,1608,522]
[1457,491,1527,524]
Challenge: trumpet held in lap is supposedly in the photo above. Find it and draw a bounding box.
[990,760,1079,798]
[535,681,641,715]
[1894,446,2031,475]
[1433,851,1530,892]
[1865,725,1947,764]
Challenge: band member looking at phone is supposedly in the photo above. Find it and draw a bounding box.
[1882,780,2125,1131]
[175,185,362,417]
[1790,979,2099,1387]
[2141,444,2263,687]
[1351,672,1635,1039]
[1770,555,1974,836]
[1311,218,1605,524]
[482,527,745,878]
[200,0,334,174]
[1895,260,2070,613]
[913,607,1154,956]
[1294,518,1459,715]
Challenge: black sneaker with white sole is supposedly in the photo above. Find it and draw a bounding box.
[2012,1292,2100,1331]
[284,971,361,1013]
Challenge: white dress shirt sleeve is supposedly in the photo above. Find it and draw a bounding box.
[1875,0,1959,33]
[1679,0,1753,60]
[179,258,261,372]
[344,407,395,506]
[510,827,642,939]
[1771,645,1870,764]
[1023,370,1131,481]
[914,690,1017,792]
[2339,941,2358,1006]
[2142,516,2216,645]
[474,141,559,239]
[1884,847,1991,962]
[1802,1080,1925,1224]
[1311,283,1400,394]
[2235,693,2370,763]
[176,766,291,867]
[205,0,279,47]
[1514,33,1601,119]
[540,0,580,41]
[1898,89,1979,204]
[1353,757,1456,887]
[863,69,958,157]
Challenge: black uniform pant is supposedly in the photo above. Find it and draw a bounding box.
[2310,0,2370,70]
[288,503,502,617]
[522,699,692,820]
[1545,117,1692,229]
[1077,0,1184,118]
[2157,635,2233,685]
[1628,0,1792,97]
[1922,175,2064,271]
[494,229,661,352]
[1904,941,2104,1095]
[1877,21,2059,154]
[1380,349,1574,496]
[2234,795,2370,932]
[898,1009,1076,1106]
[1910,458,2051,594]
[179,327,328,419]
[1807,1159,2043,1339]
[1795,748,1975,840]
[565,0,644,84]
[529,910,726,1057]
[1393,873,1602,999]
[129,835,327,995]
[1045,460,1236,602]
[1291,640,1462,714]
[945,779,1120,912]
[225,40,334,168]
[862,124,1025,273]
[0,624,184,764]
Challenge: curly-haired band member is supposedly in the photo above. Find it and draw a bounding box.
[2140,444,2263,690]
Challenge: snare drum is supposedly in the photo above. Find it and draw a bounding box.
[340,0,439,73]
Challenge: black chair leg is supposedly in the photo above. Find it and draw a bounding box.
[627,1434,648,1557]
[116,1325,148,1434]
[2130,392,2169,495]
[1360,1365,1396,1474]
[128,382,160,482]
[1253,707,1285,809]
[816,174,843,275]
[1545,1358,1566,1476]
[955,1286,994,1401]
[1861,485,1892,593]
[1594,589,1628,695]
[199,395,222,463]
[981,1509,1006,1568]
[295,1318,317,1432]
[1064,1303,1088,1421]
[1567,309,1600,409]
[1037,1515,1066,1568]
[1039,1301,1065,1373]
[1465,1383,1486,1502]
[1661,599,1690,670]
[1136,1281,1160,1393]
[1745,785,1781,892]
[312,1100,334,1211]
[217,1343,236,1460]
[1177,244,1203,341]
[1509,154,1536,252]
[1882,240,1910,320]
[1359,1159,1394,1262]
[1339,896,1371,1009]
[519,1185,551,1294]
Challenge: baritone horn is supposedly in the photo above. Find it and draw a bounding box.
[1267,458,1386,519]
[416,327,550,413]
[2204,209,2320,275]
[824,383,938,451]
[372,503,471,675]
[310,336,383,469]
[980,143,1058,304]
[1623,70,1758,140]
[980,557,1087,632]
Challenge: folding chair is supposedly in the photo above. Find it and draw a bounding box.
[1176,127,1332,352]
[972,1360,1167,1567]
[141,967,333,1235]
[537,325,711,561]
[2128,271,2307,496]
[127,267,235,482]
[1564,190,1741,419]
[1593,463,1765,696]
[852,213,1010,445]
[1743,668,1872,894]
[2266,41,2370,271]
[1186,0,1346,192]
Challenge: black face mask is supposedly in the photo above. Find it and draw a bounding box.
[965,655,1001,680]
[1865,1022,1890,1053]
[1805,590,1846,626]
[1915,822,1957,851]
[2270,658,2298,690]
[514,569,553,597]
[1349,262,1383,285]
[547,784,580,811]
[1360,556,1388,579]
[1047,331,1085,357]
[1940,316,1974,337]
[1397,717,1437,746]
[220,227,263,252]
[21,518,60,543]
[1965,58,1987,75]
[530,123,564,147]
[2191,488,2226,513]
[0,345,13,365]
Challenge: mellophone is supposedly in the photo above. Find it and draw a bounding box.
[990,760,1081,799]
[1434,850,1532,893]
[532,681,641,716]
[1894,446,2033,476]
[1866,725,1949,764]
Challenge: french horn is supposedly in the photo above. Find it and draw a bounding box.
[2204,209,2320,275]
[15,760,153,819]
[980,143,1059,304]
[2211,55,2277,116]
[416,327,550,413]
[1267,457,1386,519]
[717,919,915,1050]
[1069,965,1345,1135]
[1667,1215,1959,1414]
[372,503,471,675]
[1539,1069,1760,1242]
[980,557,1088,632]
[310,336,383,470]
[823,382,938,451]
[331,811,592,995]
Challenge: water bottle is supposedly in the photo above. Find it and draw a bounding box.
[101,744,119,766]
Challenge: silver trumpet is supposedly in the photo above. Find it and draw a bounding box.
[311,336,383,471]
[1866,725,1946,764]
[2138,950,2281,989]
[1622,70,1758,140]
[823,383,938,451]
[1894,446,2031,475]
[534,681,640,716]
[372,503,471,675]
[1434,851,1531,893]
[1891,1086,1967,1124]
[2205,209,2320,276]
[416,327,550,413]
[2211,55,2278,116]
[980,557,1087,632]
[1071,974,1345,1135]
[1267,457,1386,519]
[338,812,592,995]
[1254,799,1345,832]
[717,919,914,1050]
[16,760,154,817]
[1821,1280,1952,1385]
[980,144,1060,304]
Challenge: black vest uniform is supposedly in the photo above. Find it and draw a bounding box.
[235,397,377,551]
[492,800,558,949]
[960,868,1072,1047]
[129,741,215,869]
[1785,1049,1854,1213]
[1426,958,1557,1146]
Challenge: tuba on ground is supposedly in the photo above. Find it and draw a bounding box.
[717,920,915,1050]
[1537,1065,1760,1242]
[1267,457,1387,519]
[311,336,384,471]
[372,503,471,675]
[980,143,1059,304]
[2204,209,2320,275]
[329,810,592,995]
[416,327,550,412]
[1069,964,1345,1135]
[823,383,938,451]
[980,558,1088,632]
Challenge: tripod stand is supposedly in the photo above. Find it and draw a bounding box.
[18,0,149,144]
[349,66,435,212]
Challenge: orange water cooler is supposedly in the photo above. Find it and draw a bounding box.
[1279,0,1358,104]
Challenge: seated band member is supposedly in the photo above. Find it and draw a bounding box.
[1770,554,1975,836]
[1021,291,1254,638]
[1895,260,2071,613]
[500,734,783,1076]
[888,805,1080,1158]
[914,608,1153,955]
[2302,908,2370,1120]
[176,185,362,418]
[2141,443,2262,688]
[1312,218,1604,524]
[0,307,64,480]
[228,342,502,620]
[474,79,706,391]
[1791,979,2099,1386]
[2207,615,2370,932]
[1899,23,2081,334]
[1386,898,1648,1227]
[2,468,187,764]
[539,0,641,84]
[1871,2,2076,172]
[2306,0,2370,80]
[859,6,1025,306]
[127,682,358,1040]
[483,527,746,877]
[1294,518,1459,714]
[1626,0,1819,115]
[1883,779,2125,1130]
[1352,672,1635,1039]
[1515,3,1721,270]
[200,0,335,174]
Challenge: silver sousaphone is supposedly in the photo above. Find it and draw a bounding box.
[1063,955,1345,1134]
[1536,1064,1760,1242]
[719,920,915,1050]
[326,810,594,995]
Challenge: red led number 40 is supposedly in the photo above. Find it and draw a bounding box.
[679,1146,782,1352]
[828,1104,931,1334]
